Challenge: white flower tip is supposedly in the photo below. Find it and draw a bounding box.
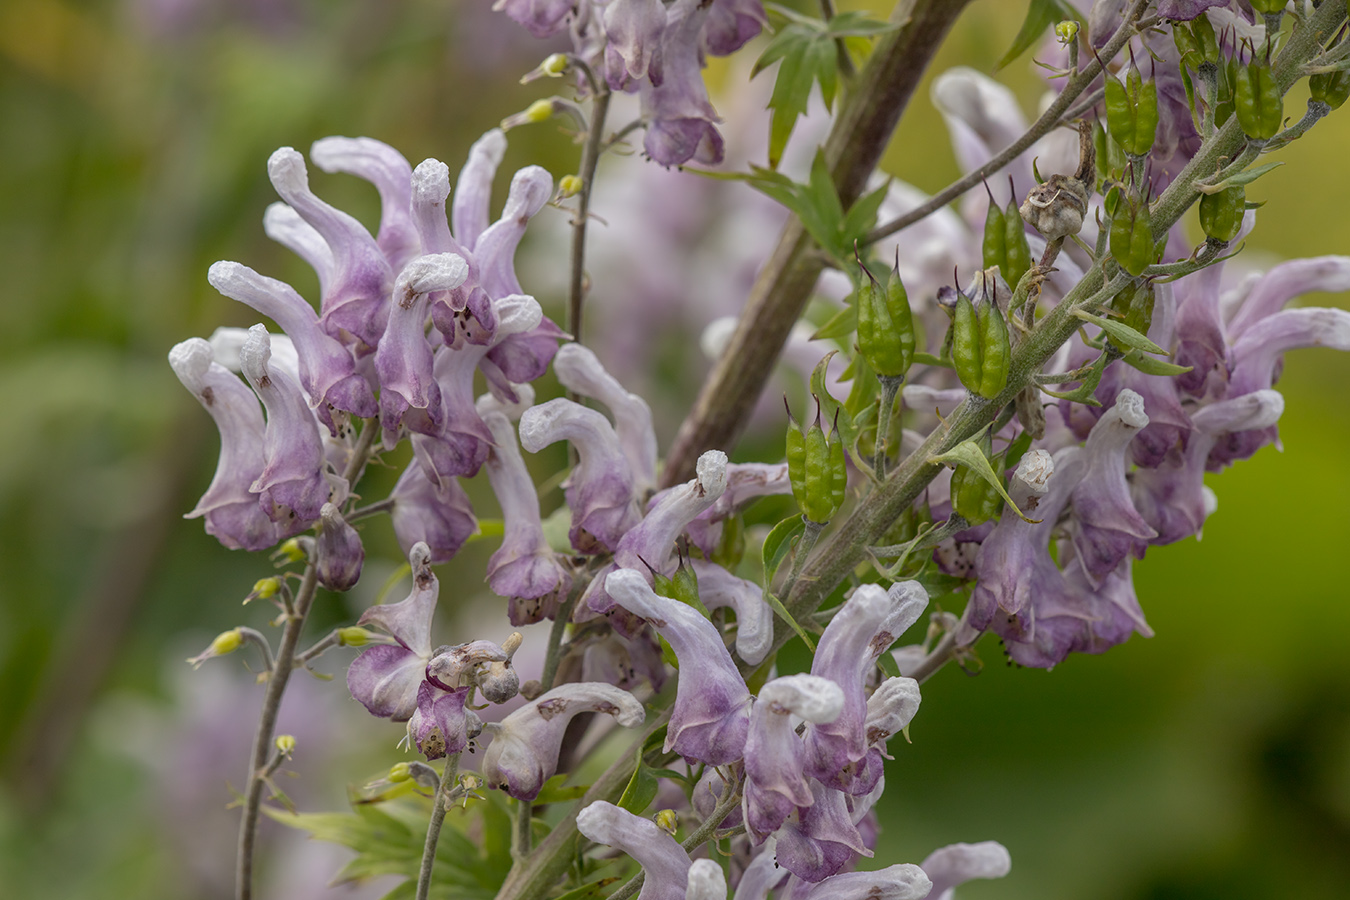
[262,202,302,233]
[168,338,213,386]
[759,673,845,724]
[267,147,308,192]
[1014,448,1054,495]
[1201,485,1218,519]
[576,801,625,845]
[494,293,544,336]
[239,324,272,380]
[700,317,737,360]
[472,128,508,166]
[921,840,1011,884]
[309,135,398,172]
[866,676,922,736]
[516,397,574,453]
[476,382,536,421]
[685,858,726,900]
[694,450,729,499]
[206,259,250,294]
[398,253,469,296]
[409,541,432,571]
[412,158,451,201]
[506,165,554,218]
[1113,389,1148,429]
[320,502,343,525]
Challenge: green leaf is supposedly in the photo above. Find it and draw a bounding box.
[1121,349,1193,376]
[825,11,901,38]
[533,774,590,805]
[763,588,817,651]
[912,351,954,369]
[1003,429,1035,473]
[1195,161,1284,194]
[994,0,1078,72]
[839,180,891,249]
[1072,308,1167,355]
[617,745,659,815]
[928,439,1041,523]
[762,514,807,586]
[809,300,858,341]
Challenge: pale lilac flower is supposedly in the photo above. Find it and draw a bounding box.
[781,865,933,900]
[640,0,724,167]
[347,543,438,721]
[702,0,765,56]
[772,779,872,882]
[267,147,393,350]
[554,342,659,495]
[918,841,1011,900]
[239,324,340,526]
[482,684,644,800]
[577,801,692,900]
[690,559,773,665]
[454,129,509,251]
[604,0,668,89]
[406,682,476,760]
[678,462,792,556]
[169,338,287,551]
[613,449,727,575]
[481,405,572,624]
[520,397,641,553]
[1069,390,1157,584]
[388,461,477,564]
[803,582,928,793]
[685,859,727,900]
[495,0,576,39]
[314,502,363,591]
[744,674,844,843]
[309,135,420,272]
[605,568,751,764]
[206,260,378,433]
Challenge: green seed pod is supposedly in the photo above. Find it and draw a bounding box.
[1198,184,1245,243]
[1234,60,1282,141]
[785,403,807,512]
[1192,15,1221,65]
[1173,21,1204,72]
[982,194,1008,272]
[1310,69,1350,110]
[854,262,915,378]
[1109,195,1155,277]
[828,414,847,513]
[1211,58,1237,128]
[1112,281,1157,339]
[950,433,1002,527]
[1093,121,1127,185]
[800,404,838,524]
[670,556,709,616]
[1105,67,1160,157]
[976,298,1010,399]
[951,292,983,394]
[1002,195,1032,290]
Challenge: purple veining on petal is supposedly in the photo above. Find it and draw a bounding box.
[389,461,477,564]
[603,0,668,88]
[605,568,751,765]
[483,684,644,800]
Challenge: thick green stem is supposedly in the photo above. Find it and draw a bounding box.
[875,375,903,480]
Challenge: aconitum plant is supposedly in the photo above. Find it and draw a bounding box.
[172,2,1350,899]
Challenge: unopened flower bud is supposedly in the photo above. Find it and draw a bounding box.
[275,734,296,757]
[187,628,244,668]
[521,52,569,83]
[244,576,282,605]
[1054,20,1078,44]
[557,174,583,198]
[654,808,679,836]
[502,99,558,131]
[388,762,412,783]
[274,538,307,564]
[338,626,378,647]
[315,503,364,592]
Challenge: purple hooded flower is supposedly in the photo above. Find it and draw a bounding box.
[347,542,438,721]
[309,136,420,271]
[554,342,659,495]
[1155,0,1229,20]
[453,128,508,251]
[639,0,724,167]
[169,337,287,551]
[782,865,933,900]
[675,462,792,556]
[388,460,477,564]
[577,800,692,900]
[803,582,928,793]
[314,502,363,591]
[266,147,393,350]
[494,0,575,39]
[263,202,335,295]
[773,779,872,882]
[1173,260,1231,400]
[919,841,1011,900]
[604,0,668,89]
[744,674,844,843]
[702,0,766,56]
[520,397,641,554]
[605,567,751,765]
[375,253,469,445]
[406,682,476,760]
[206,261,377,434]
[690,559,773,665]
[482,684,644,800]
[1069,390,1157,585]
[481,405,572,625]
[616,449,727,572]
[239,324,340,526]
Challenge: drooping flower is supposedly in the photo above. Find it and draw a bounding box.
[388,460,477,564]
[347,543,439,721]
[313,502,364,592]
[577,801,692,900]
[918,841,1011,900]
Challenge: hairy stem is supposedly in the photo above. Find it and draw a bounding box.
[415,754,462,900]
[235,419,379,900]
[569,88,612,343]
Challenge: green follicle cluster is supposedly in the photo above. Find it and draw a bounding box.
[650,549,708,617]
[951,283,1011,400]
[949,430,1002,528]
[854,252,915,380]
[1106,185,1157,277]
[1235,51,1283,141]
[982,179,1033,294]
[1111,281,1156,340]
[1199,182,1246,243]
[1104,62,1159,158]
[1309,67,1350,110]
[785,396,848,525]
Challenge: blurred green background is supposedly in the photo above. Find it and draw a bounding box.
[1,1,1347,899]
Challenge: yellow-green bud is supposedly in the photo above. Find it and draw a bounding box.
[276,538,307,564]
[1054,20,1079,44]
[388,762,412,783]
[338,626,377,647]
[187,628,244,669]
[558,174,583,197]
[542,53,568,75]
[275,734,296,756]
[251,577,281,600]
[654,809,679,836]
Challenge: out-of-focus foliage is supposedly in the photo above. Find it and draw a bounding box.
[0,1,1347,899]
